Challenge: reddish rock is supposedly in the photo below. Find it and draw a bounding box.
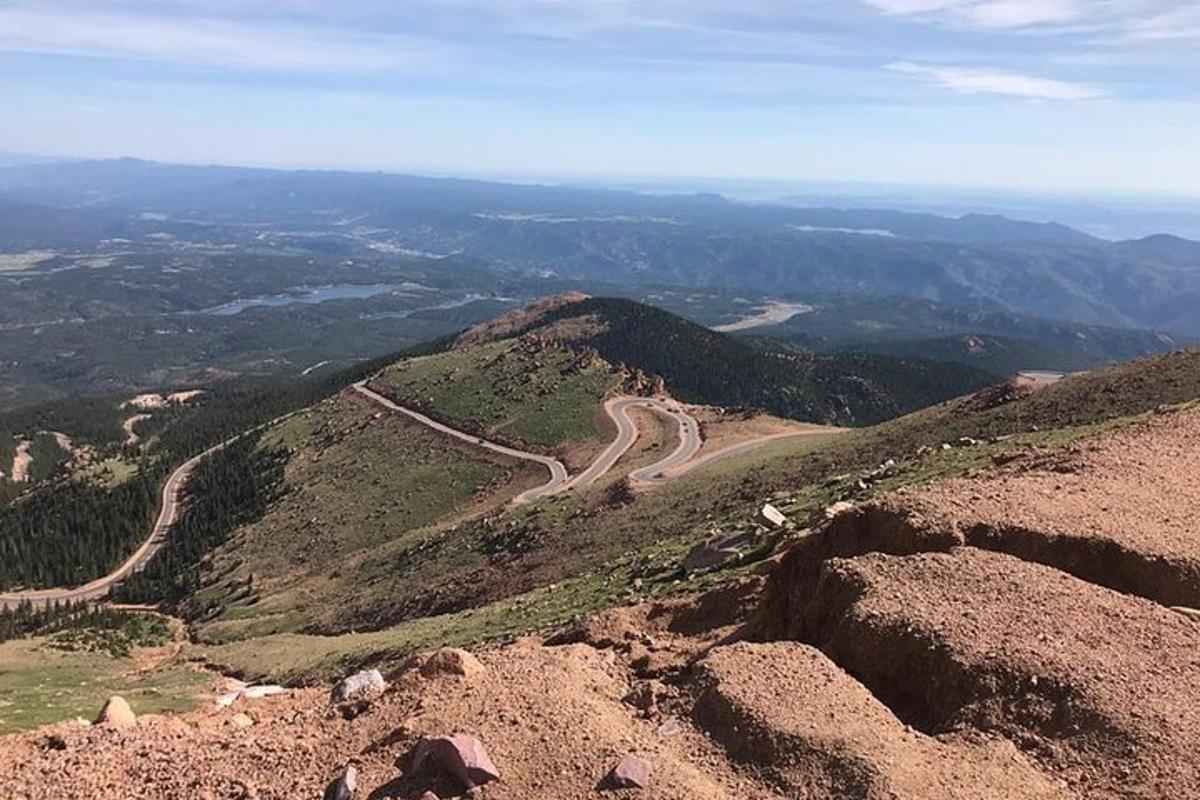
[419,648,485,680]
[95,696,136,730]
[410,734,500,790]
[610,754,651,789]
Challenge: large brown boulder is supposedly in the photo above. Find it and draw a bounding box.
[409,734,500,791]
[419,648,485,680]
[95,696,136,730]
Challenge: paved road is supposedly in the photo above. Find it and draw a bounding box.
[647,428,845,483]
[566,397,701,488]
[0,444,218,610]
[1,386,831,608]
[352,382,570,504]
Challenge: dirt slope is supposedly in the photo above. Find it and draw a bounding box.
[831,404,1200,607]
[694,641,1069,798]
[799,548,1200,799]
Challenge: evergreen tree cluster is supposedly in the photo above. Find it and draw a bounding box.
[522,297,997,426]
[0,342,427,596]
[0,599,169,650]
[0,466,161,591]
[113,432,287,607]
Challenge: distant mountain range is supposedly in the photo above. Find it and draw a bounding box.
[1,158,1198,340]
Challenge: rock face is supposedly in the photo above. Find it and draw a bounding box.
[610,754,651,789]
[419,648,485,680]
[409,734,500,791]
[330,669,386,705]
[94,697,136,730]
[322,764,357,800]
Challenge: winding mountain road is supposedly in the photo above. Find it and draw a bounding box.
[0,444,217,610]
[3,382,833,608]
[566,397,701,488]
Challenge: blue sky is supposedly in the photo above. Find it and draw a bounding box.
[2,0,1198,194]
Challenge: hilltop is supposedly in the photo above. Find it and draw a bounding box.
[448,293,998,426]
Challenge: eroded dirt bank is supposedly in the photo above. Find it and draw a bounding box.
[7,407,1200,799]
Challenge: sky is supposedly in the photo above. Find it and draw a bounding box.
[1,0,1198,194]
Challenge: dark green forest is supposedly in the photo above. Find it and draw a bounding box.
[114,431,287,608]
[0,344,429,595]
[0,466,160,590]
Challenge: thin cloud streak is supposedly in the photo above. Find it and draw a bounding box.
[887,61,1104,100]
[0,7,444,72]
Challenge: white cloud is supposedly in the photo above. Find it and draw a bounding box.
[888,61,1104,99]
[866,0,1086,29]
[0,7,443,72]
[1127,5,1200,41]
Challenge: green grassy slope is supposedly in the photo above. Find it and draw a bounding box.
[368,337,621,451]
[188,391,543,641]
[193,347,1200,683]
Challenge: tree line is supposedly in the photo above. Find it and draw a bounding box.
[0,339,445,598]
[113,431,287,608]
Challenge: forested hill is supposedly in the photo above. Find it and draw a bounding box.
[509,296,997,426]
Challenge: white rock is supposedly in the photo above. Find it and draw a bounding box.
[330,669,386,705]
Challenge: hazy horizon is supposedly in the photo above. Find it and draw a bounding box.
[2,2,1198,196]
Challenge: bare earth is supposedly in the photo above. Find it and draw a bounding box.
[872,404,1200,606]
[6,399,1200,797]
[9,439,32,483]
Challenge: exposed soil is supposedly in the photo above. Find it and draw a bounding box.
[689,408,836,459]
[694,642,1070,798]
[843,405,1200,607]
[797,548,1200,799]
[0,635,776,799]
[10,438,32,483]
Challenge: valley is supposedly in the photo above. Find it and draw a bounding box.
[1,161,1199,800]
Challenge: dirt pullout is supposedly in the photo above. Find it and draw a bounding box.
[0,640,775,799]
[871,404,1200,607]
[695,642,1071,798]
[795,547,1200,799]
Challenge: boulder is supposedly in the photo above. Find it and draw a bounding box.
[95,696,136,730]
[419,648,485,680]
[610,754,651,789]
[755,503,789,529]
[229,713,254,728]
[410,734,500,791]
[419,794,439,800]
[330,669,386,705]
[323,764,357,800]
